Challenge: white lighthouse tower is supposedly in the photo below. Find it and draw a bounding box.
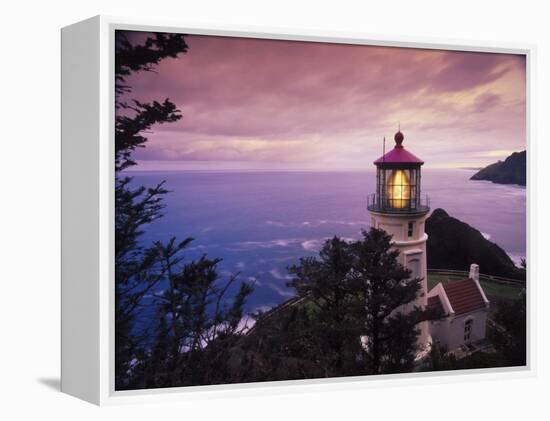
[367,129,431,352]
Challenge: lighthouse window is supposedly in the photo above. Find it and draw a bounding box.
[386,169,411,209]
[464,319,473,341]
[407,221,414,237]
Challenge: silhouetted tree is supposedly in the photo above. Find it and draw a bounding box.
[287,237,365,376]
[249,228,425,378]
[114,31,253,390]
[150,238,253,387]
[348,228,423,373]
[492,292,527,366]
[114,30,190,389]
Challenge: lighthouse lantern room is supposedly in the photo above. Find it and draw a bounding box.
[369,130,429,213]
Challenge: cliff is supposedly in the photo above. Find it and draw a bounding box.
[426,208,522,279]
[470,150,526,186]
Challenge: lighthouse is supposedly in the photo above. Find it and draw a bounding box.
[367,129,431,352]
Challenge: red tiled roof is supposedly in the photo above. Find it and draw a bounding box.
[442,278,486,315]
[427,295,444,313]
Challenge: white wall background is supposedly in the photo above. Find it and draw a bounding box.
[1,0,548,419]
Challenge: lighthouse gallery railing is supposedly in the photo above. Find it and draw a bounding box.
[366,193,430,214]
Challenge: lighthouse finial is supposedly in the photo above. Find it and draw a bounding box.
[394,126,404,147]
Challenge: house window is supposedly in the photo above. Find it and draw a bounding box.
[407,221,414,237]
[464,319,473,342]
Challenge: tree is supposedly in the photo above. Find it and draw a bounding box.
[285,228,425,376]
[348,228,424,373]
[490,259,526,367]
[147,238,253,387]
[287,237,365,376]
[125,239,254,389]
[114,31,253,390]
[114,31,190,389]
[491,292,527,367]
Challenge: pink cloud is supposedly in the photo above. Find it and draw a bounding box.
[119,32,526,170]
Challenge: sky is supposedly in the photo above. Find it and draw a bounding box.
[121,32,526,171]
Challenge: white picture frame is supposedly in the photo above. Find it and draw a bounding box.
[61,15,534,405]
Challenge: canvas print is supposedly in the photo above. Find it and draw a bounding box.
[114,30,527,391]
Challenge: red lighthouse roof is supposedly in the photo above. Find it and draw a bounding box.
[374,130,424,166]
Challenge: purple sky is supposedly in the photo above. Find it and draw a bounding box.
[121,32,526,171]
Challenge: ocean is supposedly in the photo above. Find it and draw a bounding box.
[128,169,526,313]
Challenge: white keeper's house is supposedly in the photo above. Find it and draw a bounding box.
[427,264,490,351]
[367,129,490,353]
